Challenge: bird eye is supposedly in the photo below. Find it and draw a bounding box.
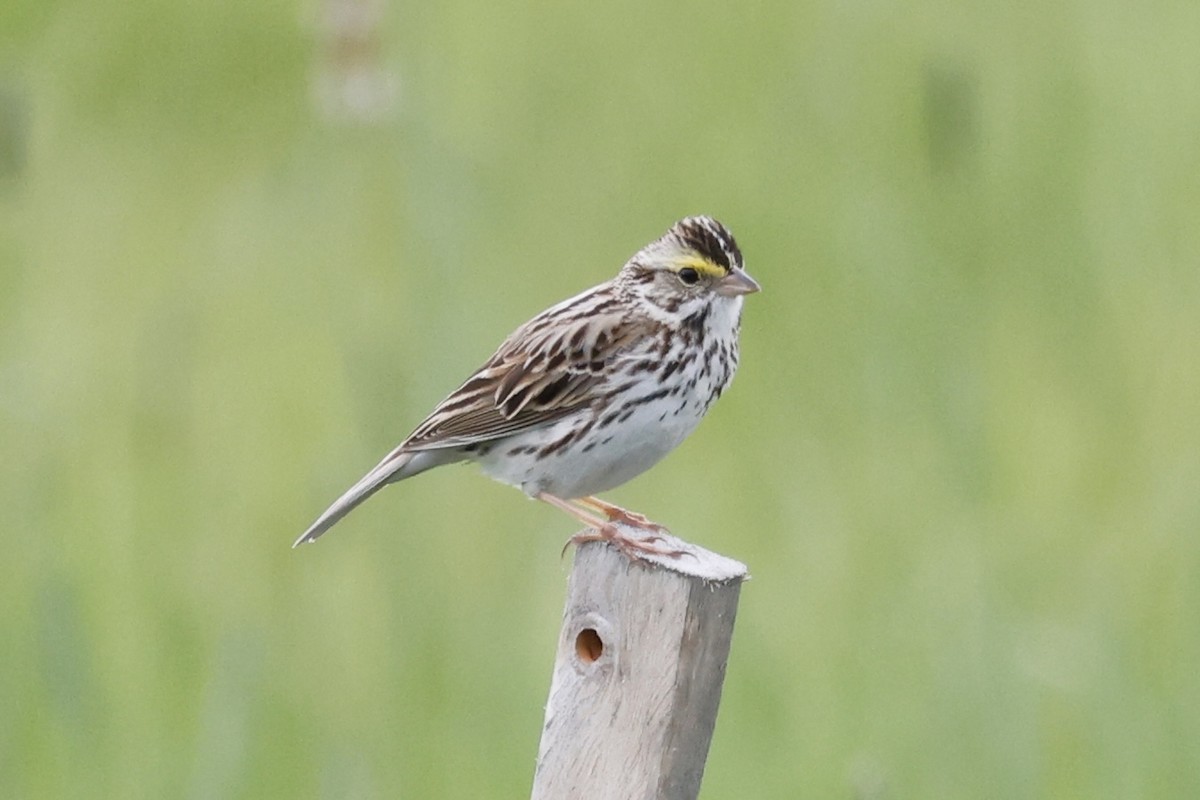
[678,268,700,285]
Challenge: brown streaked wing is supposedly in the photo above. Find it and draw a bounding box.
[400,307,651,451]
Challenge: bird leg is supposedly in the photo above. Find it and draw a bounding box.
[536,492,609,529]
[536,493,685,561]
[575,496,670,535]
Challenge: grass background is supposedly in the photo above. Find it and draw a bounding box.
[3,0,1199,797]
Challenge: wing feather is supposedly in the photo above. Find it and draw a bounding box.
[401,294,650,451]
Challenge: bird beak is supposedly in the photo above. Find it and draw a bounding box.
[715,268,761,297]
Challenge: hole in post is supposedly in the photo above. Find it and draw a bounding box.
[575,628,603,663]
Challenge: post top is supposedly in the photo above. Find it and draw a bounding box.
[575,526,749,584]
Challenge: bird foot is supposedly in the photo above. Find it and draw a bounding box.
[601,507,669,535]
[566,523,689,562]
[577,497,670,535]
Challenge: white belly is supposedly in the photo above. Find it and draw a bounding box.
[475,395,705,499]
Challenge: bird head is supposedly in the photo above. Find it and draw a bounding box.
[619,216,761,315]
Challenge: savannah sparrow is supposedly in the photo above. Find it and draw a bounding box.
[295,216,759,556]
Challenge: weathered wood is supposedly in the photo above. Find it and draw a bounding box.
[531,528,748,800]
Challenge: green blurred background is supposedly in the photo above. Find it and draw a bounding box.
[3,0,1199,796]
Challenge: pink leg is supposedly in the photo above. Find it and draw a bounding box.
[574,496,669,534]
[536,493,685,561]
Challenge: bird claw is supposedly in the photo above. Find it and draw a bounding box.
[565,524,690,562]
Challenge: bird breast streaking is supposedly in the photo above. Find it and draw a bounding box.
[296,215,760,558]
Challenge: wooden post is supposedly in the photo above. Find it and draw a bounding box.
[530,529,748,800]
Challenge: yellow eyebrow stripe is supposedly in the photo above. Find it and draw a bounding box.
[675,256,727,278]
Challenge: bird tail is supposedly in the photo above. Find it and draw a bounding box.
[293,447,420,547]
